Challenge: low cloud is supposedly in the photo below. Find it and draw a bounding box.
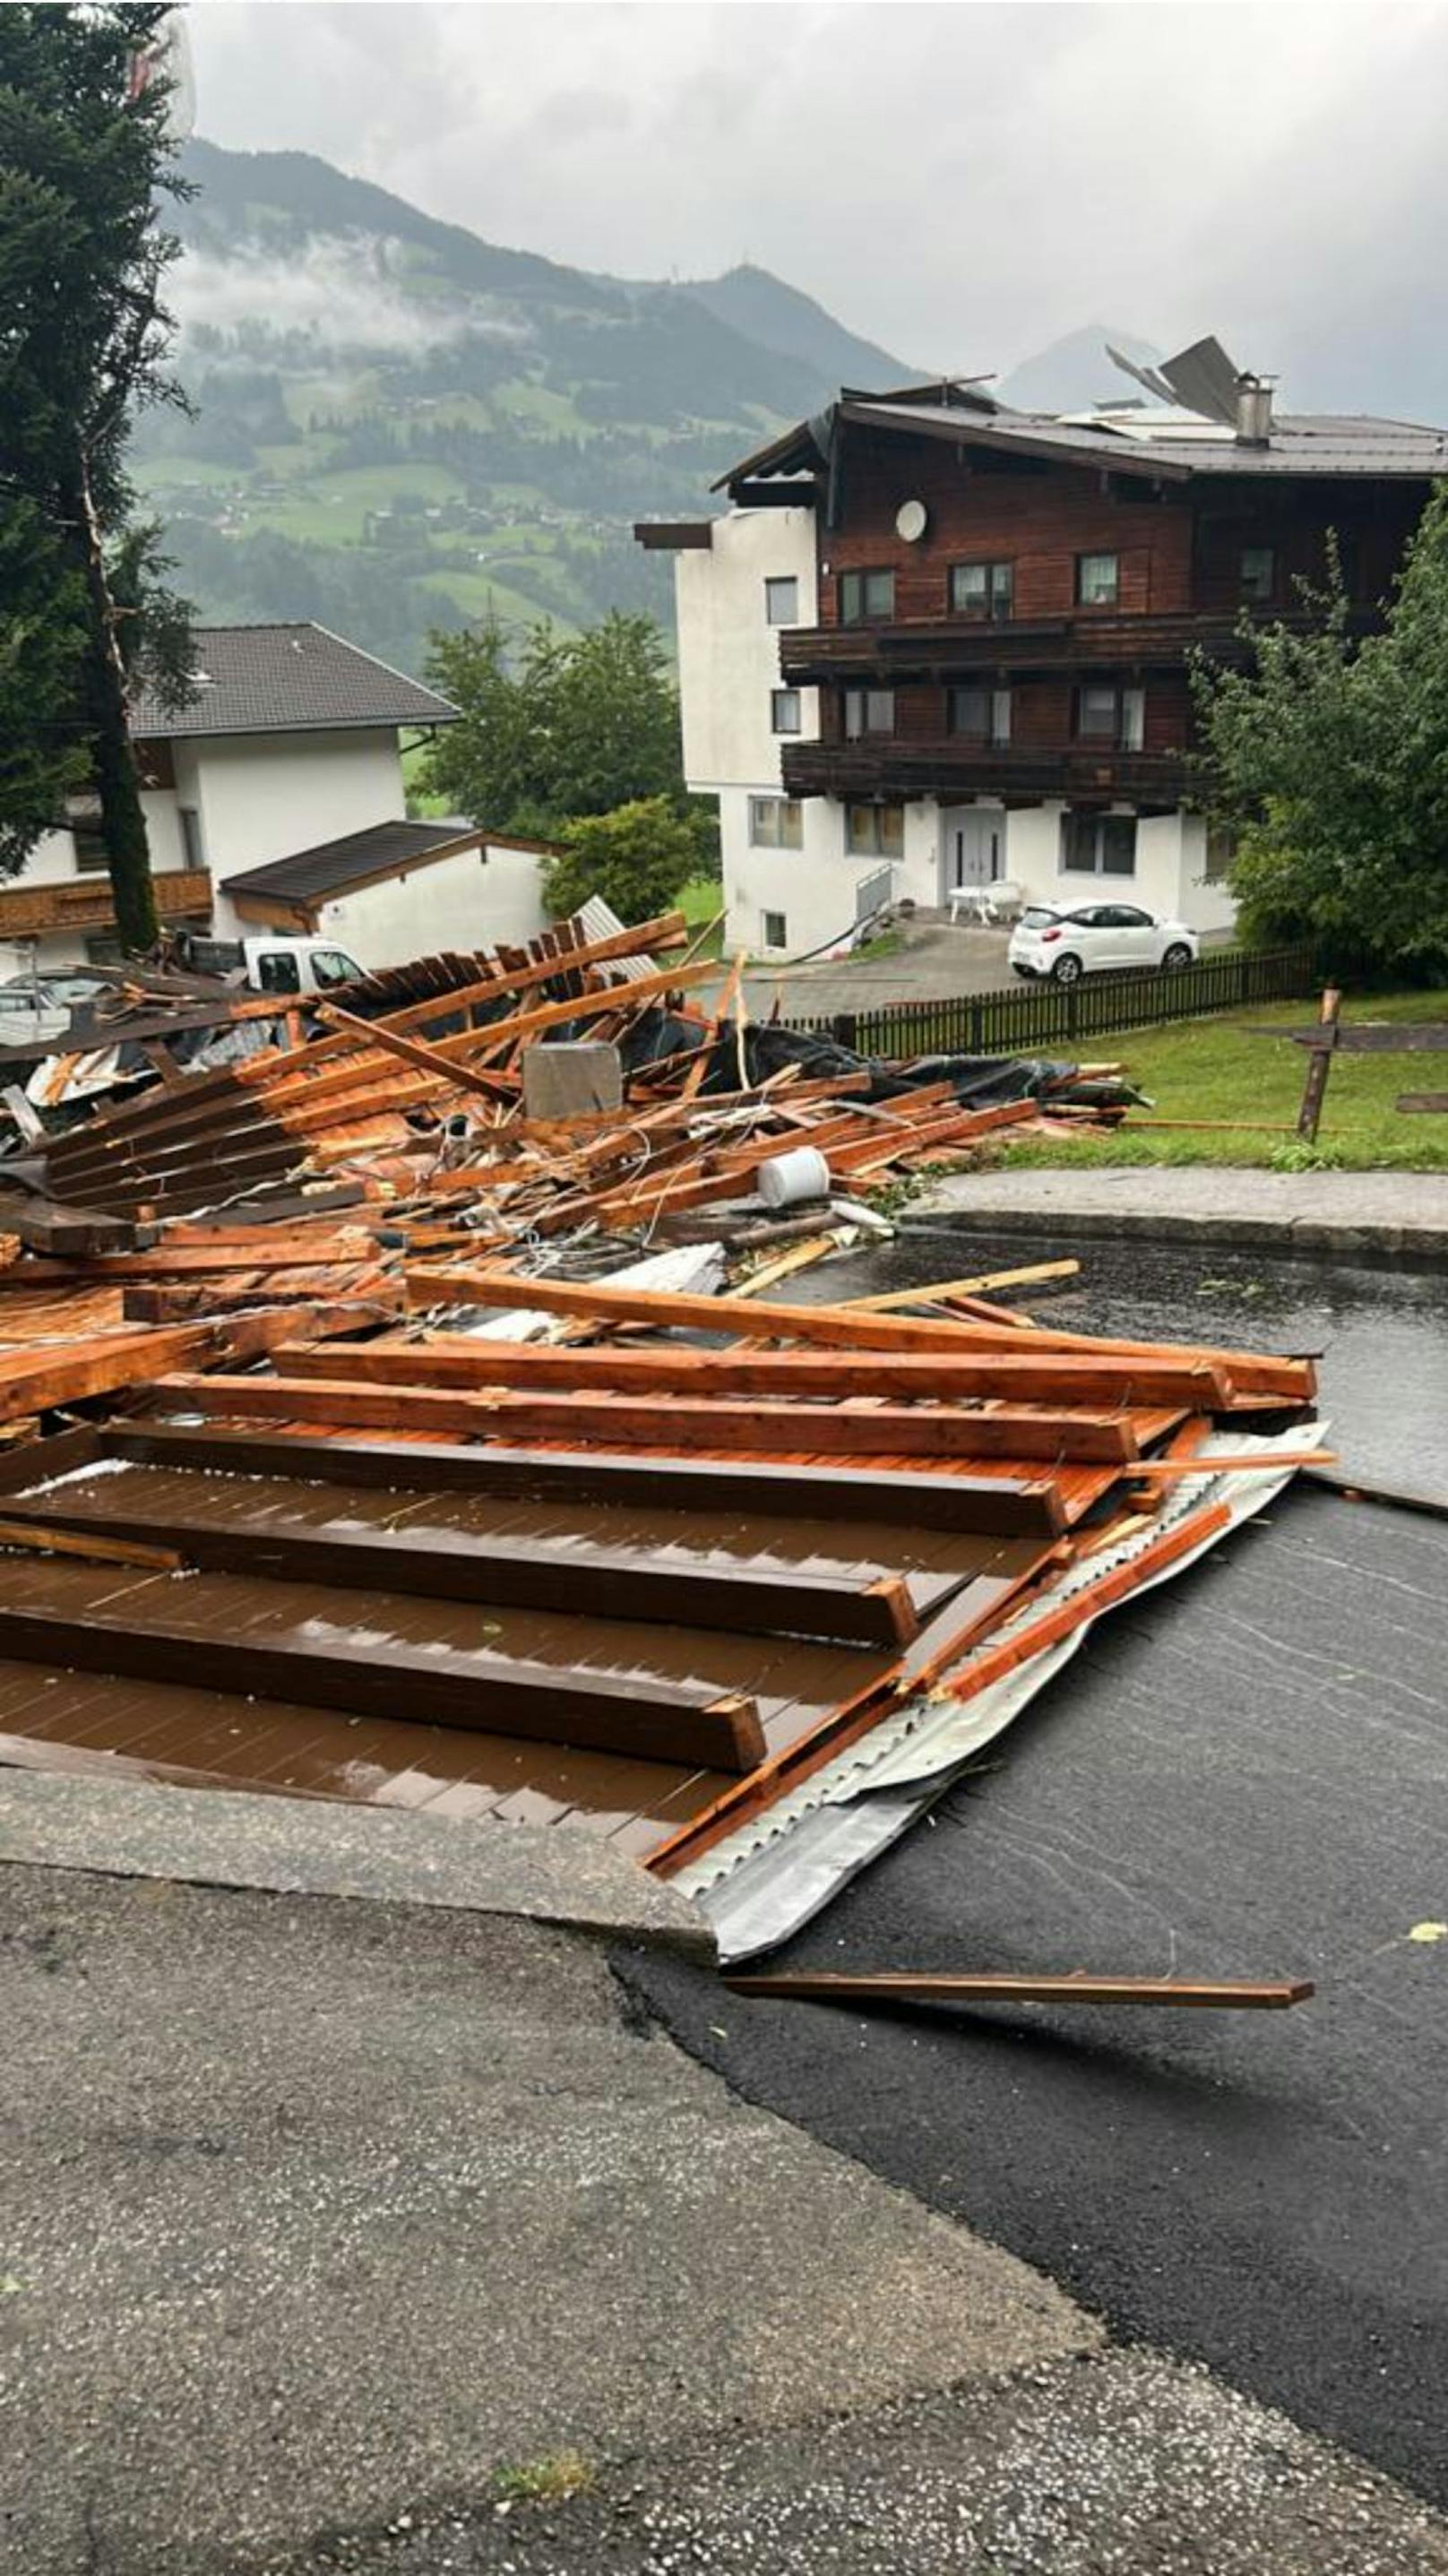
[172,235,530,360]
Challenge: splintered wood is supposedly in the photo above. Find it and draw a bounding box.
[0,909,1323,1997]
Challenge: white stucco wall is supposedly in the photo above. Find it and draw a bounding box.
[677,507,819,792]
[720,790,944,958]
[303,840,549,972]
[720,791,1239,961]
[199,731,406,931]
[1175,812,1238,933]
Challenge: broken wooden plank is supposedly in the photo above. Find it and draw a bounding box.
[99,1424,1068,1538]
[401,1264,1315,1400]
[0,1591,765,1772]
[150,1372,1144,1464]
[0,1497,919,1649]
[724,1970,1314,2011]
[273,1335,1233,1412]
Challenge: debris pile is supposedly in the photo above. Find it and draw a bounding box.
[0,907,1329,1969]
[0,907,1140,1404]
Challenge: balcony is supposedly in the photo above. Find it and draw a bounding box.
[0,867,211,941]
[780,739,1188,805]
[778,605,1373,685]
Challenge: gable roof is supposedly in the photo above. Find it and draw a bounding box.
[223,817,558,915]
[718,387,1448,494]
[132,624,461,741]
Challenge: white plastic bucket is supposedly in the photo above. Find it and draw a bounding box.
[757,1146,832,1210]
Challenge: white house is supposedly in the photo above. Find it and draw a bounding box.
[0,621,550,976]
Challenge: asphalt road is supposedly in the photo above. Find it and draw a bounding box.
[622,1250,1448,2508]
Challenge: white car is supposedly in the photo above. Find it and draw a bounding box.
[1008,902,1199,985]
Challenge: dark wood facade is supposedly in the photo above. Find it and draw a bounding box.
[771,427,1425,810]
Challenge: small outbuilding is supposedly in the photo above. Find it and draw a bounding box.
[219,817,558,969]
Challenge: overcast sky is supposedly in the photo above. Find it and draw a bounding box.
[187,1,1448,410]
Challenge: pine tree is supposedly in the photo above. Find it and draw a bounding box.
[0,3,194,950]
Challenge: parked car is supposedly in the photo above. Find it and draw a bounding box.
[1008,903,1200,985]
[0,969,113,1047]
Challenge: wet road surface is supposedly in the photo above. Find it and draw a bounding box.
[623,1235,1448,2504]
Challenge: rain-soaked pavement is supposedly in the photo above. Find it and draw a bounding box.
[624,1228,1448,2505]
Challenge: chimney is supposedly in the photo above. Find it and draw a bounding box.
[1235,373,1274,447]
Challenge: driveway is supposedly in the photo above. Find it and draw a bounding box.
[622,1242,1448,2509]
[741,921,1014,1019]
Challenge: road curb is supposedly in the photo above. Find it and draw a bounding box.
[0,1767,714,1959]
[906,1202,1448,1271]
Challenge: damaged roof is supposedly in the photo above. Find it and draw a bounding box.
[717,384,1448,493]
[132,623,461,741]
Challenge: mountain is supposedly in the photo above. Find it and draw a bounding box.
[682,264,914,398]
[996,324,1162,416]
[141,140,915,677]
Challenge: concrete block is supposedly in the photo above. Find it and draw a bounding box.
[521,1039,623,1120]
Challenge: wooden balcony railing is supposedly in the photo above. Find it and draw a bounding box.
[781,739,1188,802]
[778,605,1375,685]
[0,867,211,940]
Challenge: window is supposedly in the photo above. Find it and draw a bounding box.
[1239,547,1275,604]
[255,949,303,995]
[771,688,802,736]
[1076,685,1119,741]
[764,577,797,625]
[1073,685,1144,749]
[178,806,205,870]
[845,802,904,859]
[948,686,1012,745]
[309,949,360,988]
[69,806,108,873]
[1060,812,1137,875]
[843,686,894,738]
[1204,823,1237,883]
[761,909,789,951]
[1075,552,1120,607]
[950,560,1013,620]
[839,567,895,625]
[748,795,803,849]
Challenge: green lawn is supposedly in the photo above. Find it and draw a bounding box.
[679,875,727,958]
[996,987,1448,1172]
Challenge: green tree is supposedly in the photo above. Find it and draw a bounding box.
[0,3,194,948]
[423,609,689,834]
[540,797,699,926]
[0,494,90,872]
[1193,496,1448,975]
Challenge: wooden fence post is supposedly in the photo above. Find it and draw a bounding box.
[1297,985,1342,1142]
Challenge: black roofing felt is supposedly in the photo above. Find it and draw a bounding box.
[224,819,478,904]
[132,624,460,740]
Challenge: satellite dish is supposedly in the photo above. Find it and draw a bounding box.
[895,498,928,542]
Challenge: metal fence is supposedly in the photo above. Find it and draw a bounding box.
[787,941,1323,1062]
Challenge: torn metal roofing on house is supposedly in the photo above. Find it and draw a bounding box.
[716,392,1448,493]
[132,623,461,741]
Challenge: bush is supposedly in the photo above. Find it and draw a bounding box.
[540,797,701,926]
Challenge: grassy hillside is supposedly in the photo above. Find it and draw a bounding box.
[141,140,914,678]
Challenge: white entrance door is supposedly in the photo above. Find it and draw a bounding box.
[942,808,1004,893]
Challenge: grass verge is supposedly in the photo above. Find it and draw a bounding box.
[996,987,1448,1172]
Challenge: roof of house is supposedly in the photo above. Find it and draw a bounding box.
[132,624,461,741]
[717,389,1448,494]
[223,817,558,910]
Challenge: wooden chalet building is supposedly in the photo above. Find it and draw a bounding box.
[640,339,1446,957]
